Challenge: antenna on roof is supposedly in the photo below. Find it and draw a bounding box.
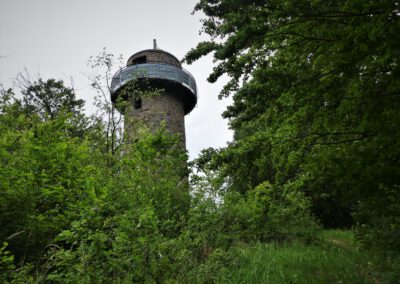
[153,39,157,50]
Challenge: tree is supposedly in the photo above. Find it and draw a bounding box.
[87,48,125,156]
[0,82,97,266]
[185,0,400,251]
[13,71,84,120]
[3,73,88,138]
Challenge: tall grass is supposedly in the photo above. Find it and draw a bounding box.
[210,230,377,284]
[226,243,371,283]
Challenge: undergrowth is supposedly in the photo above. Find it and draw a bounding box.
[187,230,397,284]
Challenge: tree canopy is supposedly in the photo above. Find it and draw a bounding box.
[185,0,400,250]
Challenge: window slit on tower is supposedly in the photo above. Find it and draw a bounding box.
[134,97,142,109]
[132,56,147,65]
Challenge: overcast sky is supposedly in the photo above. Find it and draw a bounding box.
[0,0,233,160]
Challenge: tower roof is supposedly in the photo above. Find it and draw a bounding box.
[127,49,181,68]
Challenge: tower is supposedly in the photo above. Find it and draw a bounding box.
[110,42,197,147]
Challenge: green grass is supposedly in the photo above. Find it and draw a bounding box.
[218,230,377,284]
[318,229,356,248]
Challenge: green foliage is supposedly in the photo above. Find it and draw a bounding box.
[88,48,125,156]
[174,230,389,284]
[0,84,94,265]
[47,129,190,283]
[186,0,400,258]
[222,241,373,284]
[183,248,233,283]
[21,78,85,121]
[355,184,400,250]
[187,157,319,254]
[0,76,195,282]
[0,243,15,280]
[318,229,356,248]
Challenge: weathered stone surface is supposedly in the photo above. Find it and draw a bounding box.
[124,88,186,146]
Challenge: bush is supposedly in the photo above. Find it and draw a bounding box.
[46,128,191,283]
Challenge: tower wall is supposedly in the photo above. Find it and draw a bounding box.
[124,88,186,146]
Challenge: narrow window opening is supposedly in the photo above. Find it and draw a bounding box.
[134,98,142,109]
[132,56,147,65]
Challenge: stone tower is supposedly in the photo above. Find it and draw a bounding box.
[110,42,197,147]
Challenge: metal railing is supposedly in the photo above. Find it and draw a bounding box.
[111,63,197,99]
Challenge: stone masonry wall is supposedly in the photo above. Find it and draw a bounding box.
[124,89,186,146]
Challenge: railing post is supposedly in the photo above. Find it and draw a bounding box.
[119,67,122,87]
